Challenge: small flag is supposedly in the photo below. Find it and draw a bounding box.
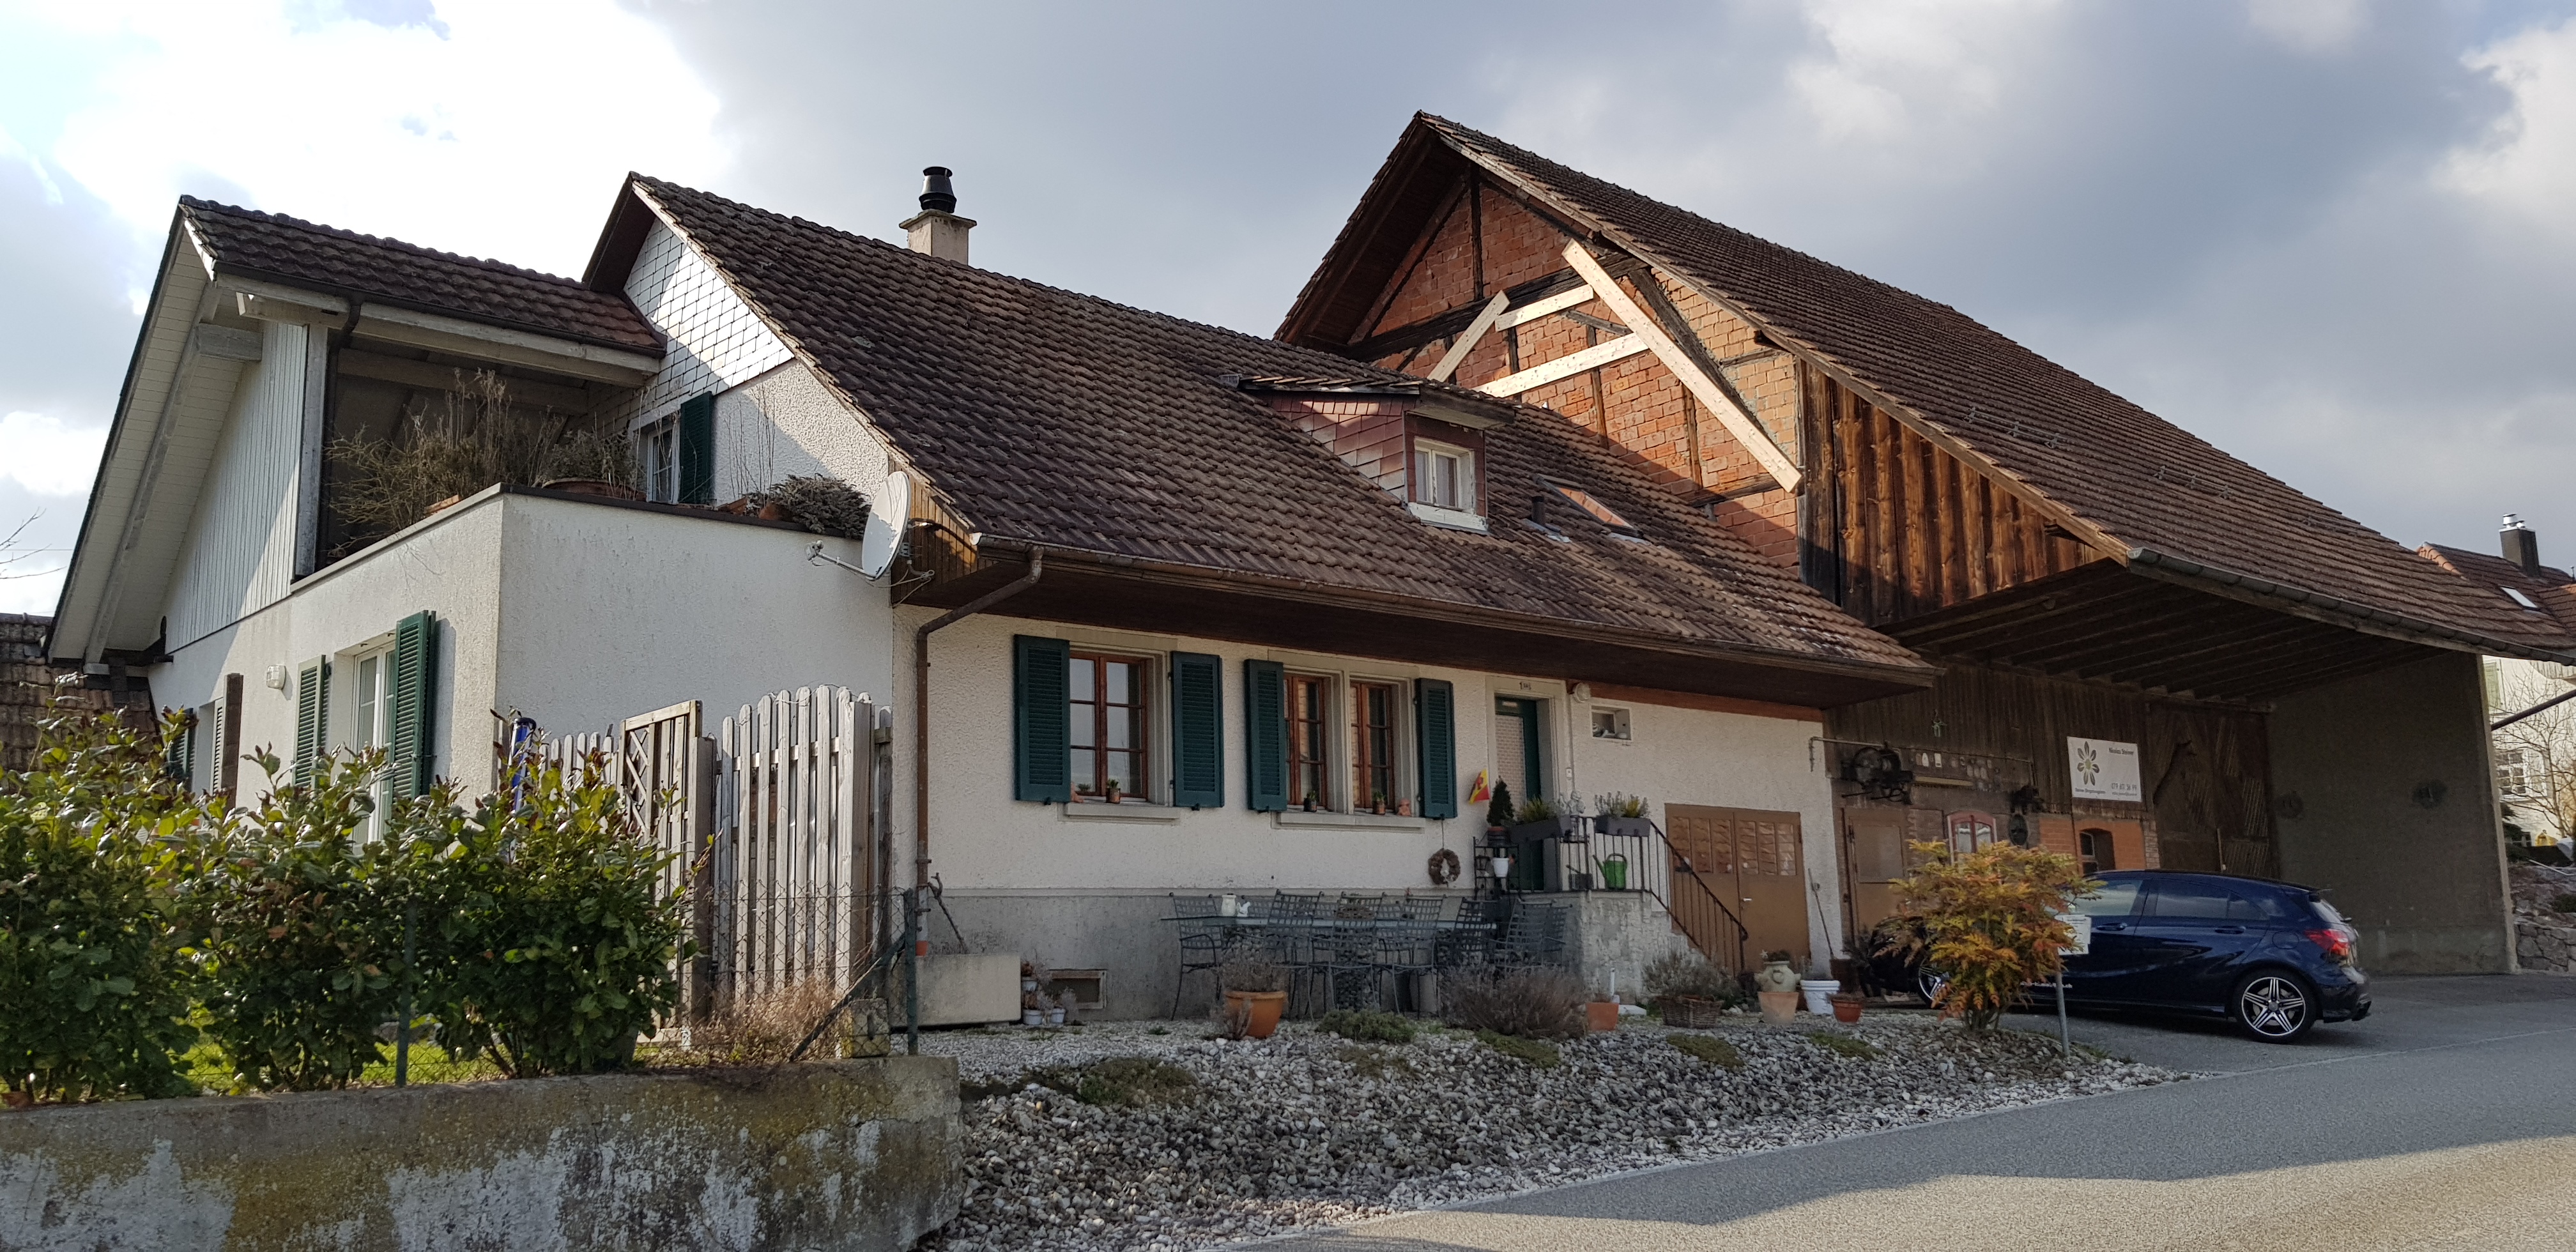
[1466,768,1492,805]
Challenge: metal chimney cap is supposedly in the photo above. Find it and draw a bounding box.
[919,167,957,213]
[2504,514,2529,530]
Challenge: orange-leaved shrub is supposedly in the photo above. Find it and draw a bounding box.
[1889,841,2097,1030]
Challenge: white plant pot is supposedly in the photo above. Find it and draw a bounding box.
[1800,979,1839,1016]
[1022,1010,1043,1027]
[1046,1008,1067,1027]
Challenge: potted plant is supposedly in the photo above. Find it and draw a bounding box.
[1594,793,1653,840]
[1371,791,1390,815]
[1508,795,1576,841]
[1301,790,1320,813]
[1021,988,1044,1028]
[1218,956,1289,1039]
[1103,779,1123,804]
[1830,989,1865,1024]
[1755,949,1801,1025]
[1046,991,1070,1028]
[1585,991,1620,1033]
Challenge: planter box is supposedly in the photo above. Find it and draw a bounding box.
[1598,816,1654,841]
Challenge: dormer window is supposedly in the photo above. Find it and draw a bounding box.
[2504,587,2543,611]
[1544,478,1638,536]
[1407,435,1485,531]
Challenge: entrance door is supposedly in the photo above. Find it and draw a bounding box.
[1667,805,1809,968]
[1492,697,1542,805]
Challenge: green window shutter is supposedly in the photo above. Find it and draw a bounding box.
[1013,635,1072,803]
[165,712,195,786]
[1169,652,1224,809]
[294,657,330,783]
[678,393,716,505]
[1415,678,1457,819]
[388,611,439,799]
[1243,659,1287,813]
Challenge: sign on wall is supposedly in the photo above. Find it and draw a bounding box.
[2066,737,2142,803]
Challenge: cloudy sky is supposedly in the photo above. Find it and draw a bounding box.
[3,0,2573,615]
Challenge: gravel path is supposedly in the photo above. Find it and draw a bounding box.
[916,1013,2182,1251]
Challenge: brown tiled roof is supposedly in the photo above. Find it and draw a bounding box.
[180,197,661,352]
[624,176,1926,678]
[2419,544,2576,645]
[1291,114,2573,660]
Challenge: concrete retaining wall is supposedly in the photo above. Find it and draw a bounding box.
[0,1058,960,1251]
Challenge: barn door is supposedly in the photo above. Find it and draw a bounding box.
[1841,807,1908,934]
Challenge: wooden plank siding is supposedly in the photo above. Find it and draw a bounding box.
[1810,372,2096,627]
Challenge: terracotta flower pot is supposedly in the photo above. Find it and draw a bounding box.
[1758,989,1799,1025]
[1831,993,1864,1024]
[1585,1000,1620,1032]
[1225,989,1287,1039]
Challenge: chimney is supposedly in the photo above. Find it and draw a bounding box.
[2503,514,2541,576]
[899,166,975,264]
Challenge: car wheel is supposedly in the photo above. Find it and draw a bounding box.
[2234,970,2316,1043]
[1918,966,1949,1006]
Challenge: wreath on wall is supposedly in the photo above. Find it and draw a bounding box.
[1427,848,1462,886]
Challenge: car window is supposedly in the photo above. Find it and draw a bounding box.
[2069,880,2142,918]
[2146,879,2241,919]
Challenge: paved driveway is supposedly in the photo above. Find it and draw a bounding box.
[1269,975,2576,1251]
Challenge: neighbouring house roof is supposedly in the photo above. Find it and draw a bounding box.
[180,197,661,353]
[606,176,1929,686]
[2418,544,2576,646]
[1280,113,2576,665]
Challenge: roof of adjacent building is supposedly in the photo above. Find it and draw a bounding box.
[613,175,1928,680]
[1280,113,2575,662]
[2418,543,2576,645]
[180,197,661,352]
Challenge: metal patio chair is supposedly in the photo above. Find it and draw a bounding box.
[1168,894,1227,1017]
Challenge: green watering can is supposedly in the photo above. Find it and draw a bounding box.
[1598,853,1629,891]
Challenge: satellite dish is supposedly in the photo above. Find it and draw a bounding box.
[857,471,910,579]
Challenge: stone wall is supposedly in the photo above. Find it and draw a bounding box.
[2510,862,2576,973]
[0,1058,960,1251]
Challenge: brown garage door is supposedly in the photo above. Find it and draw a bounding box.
[1666,804,1809,970]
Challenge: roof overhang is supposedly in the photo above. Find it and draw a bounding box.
[931,535,1935,710]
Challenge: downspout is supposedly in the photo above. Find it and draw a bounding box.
[912,547,1046,913]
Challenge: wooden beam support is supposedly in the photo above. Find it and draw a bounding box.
[1479,334,1651,397]
[1560,241,1802,491]
[1494,285,1600,330]
[1426,292,1510,383]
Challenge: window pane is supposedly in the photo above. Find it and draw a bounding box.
[1106,660,1132,704]
[1069,704,1095,749]
[1413,450,1431,503]
[1071,748,1095,793]
[1069,658,1094,703]
[2147,880,2237,919]
[2070,880,2140,918]
[1107,751,1138,794]
[1107,706,1131,750]
[1437,455,1459,508]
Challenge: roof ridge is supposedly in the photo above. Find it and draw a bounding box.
[178,195,594,291]
[629,175,1464,395]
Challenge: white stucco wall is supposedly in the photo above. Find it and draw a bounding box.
[710,361,899,505]
[896,611,1844,961]
[153,488,897,797]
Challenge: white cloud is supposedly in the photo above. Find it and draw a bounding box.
[0,412,107,496]
[2445,15,2576,232]
[1788,0,2061,146]
[22,0,728,284]
[2244,0,2370,56]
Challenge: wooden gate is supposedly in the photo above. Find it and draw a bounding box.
[716,687,882,1007]
[1667,805,1810,968]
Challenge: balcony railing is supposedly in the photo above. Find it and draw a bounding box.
[1493,814,1751,975]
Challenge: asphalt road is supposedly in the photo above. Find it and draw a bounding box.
[1269,975,2576,1251]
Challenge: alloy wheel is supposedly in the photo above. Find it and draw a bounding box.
[2238,973,2311,1041]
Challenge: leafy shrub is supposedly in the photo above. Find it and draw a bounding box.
[0,708,199,1103]
[1889,842,2096,1030]
[1074,1057,1198,1107]
[747,475,871,538]
[1667,1034,1744,1069]
[1512,796,1560,822]
[1642,951,1745,1009]
[1806,1032,1880,1060]
[1317,1009,1416,1044]
[1445,967,1586,1039]
[411,758,688,1077]
[1592,793,1648,819]
[1476,1029,1561,1068]
[181,749,407,1092]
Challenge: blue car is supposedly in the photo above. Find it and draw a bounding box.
[2053,869,2370,1043]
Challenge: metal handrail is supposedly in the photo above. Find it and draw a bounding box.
[1643,816,1752,974]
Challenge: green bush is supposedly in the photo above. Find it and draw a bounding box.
[181,749,415,1091]
[1317,1009,1416,1044]
[1444,967,1586,1040]
[0,708,199,1103]
[414,758,688,1077]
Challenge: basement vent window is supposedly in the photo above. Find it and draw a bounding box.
[2504,587,2543,611]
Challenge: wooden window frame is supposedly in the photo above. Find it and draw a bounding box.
[1409,435,1482,514]
[1068,651,1153,803]
[638,414,680,503]
[1285,673,1333,811]
[1351,680,1400,814]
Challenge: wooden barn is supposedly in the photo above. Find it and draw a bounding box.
[1281,114,2576,972]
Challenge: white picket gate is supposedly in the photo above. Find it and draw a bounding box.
[714,687,885,1005]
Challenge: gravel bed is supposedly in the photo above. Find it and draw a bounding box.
[916,1013,2181,1250]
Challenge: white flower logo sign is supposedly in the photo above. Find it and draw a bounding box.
[2067,737,2142,802]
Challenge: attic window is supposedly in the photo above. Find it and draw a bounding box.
[1544,480,1637,535]
[2504,587,2543,611]
[1406,435,1485,532]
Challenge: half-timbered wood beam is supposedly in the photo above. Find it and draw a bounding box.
[1426,292,1510,382]
[1480,333,1652,396]
[1560,241,1803,491]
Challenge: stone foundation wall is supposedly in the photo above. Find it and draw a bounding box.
[0,1058,961,1251]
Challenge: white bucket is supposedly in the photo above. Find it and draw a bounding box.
[1800,979,1839,1015]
